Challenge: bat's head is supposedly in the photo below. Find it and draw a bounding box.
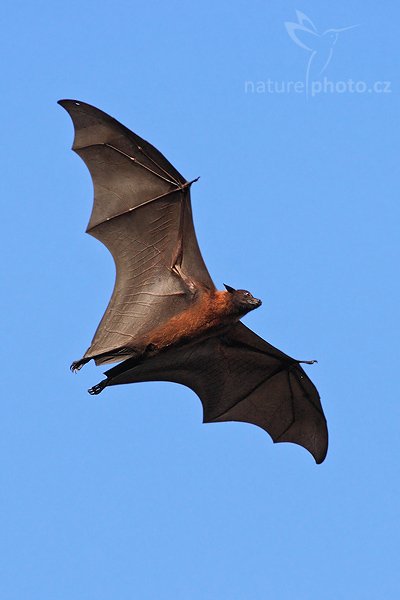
[224,284,262,314]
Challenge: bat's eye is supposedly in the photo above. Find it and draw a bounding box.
[243,291,250,298]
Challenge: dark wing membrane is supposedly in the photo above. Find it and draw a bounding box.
[59,100,214,362]
[104,323,328,463]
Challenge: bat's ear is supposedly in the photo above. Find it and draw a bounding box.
[223,284,236,293]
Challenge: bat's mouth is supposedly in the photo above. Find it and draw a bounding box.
[251,298,262,309]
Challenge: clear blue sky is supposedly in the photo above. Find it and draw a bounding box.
[2,1,399,598]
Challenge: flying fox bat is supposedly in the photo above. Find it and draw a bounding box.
[59,99,328,463]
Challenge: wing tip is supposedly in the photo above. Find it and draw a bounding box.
[58,99,102,120]
[274,419,328,464]
[58,99,109,151]
[314,421,329,464]
[314,446,328,464]
[58,98,83,111]
[273,437,328,464]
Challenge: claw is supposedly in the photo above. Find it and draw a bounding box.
[70,358,89,373]
[299,359,318,365]
[88,379,108,395]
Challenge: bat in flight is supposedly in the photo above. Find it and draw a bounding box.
[59,99,328,463]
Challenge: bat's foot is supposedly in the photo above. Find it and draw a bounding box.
[88,379,108,395]
[70,358,90,373]
[299,359,318,365]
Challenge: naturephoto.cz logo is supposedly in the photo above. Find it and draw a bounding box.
[244,10,391,97]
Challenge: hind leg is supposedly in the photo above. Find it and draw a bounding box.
[70,346,139,373]
[87,345,157,396]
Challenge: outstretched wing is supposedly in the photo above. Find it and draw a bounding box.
[59,100,214,363]
[104,323,328,463]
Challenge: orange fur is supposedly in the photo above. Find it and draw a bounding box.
[145,290,238,349]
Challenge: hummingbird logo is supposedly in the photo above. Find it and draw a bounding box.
[285,11,358,96]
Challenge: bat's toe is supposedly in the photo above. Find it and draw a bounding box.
[88,380,108,395]
[70,358,90,373]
